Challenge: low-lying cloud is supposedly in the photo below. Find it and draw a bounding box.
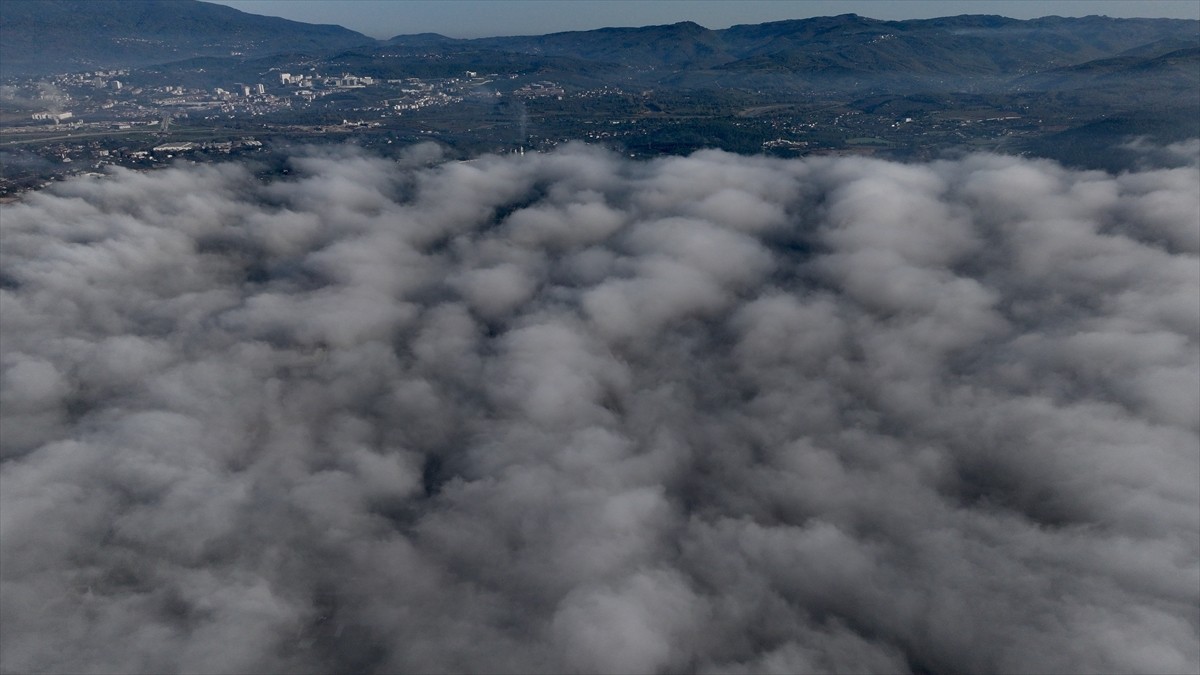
[2,143,1197,674]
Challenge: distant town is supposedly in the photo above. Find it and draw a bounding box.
[1,62,1059,199]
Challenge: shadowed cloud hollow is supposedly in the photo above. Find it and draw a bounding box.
[1,144,1198,674]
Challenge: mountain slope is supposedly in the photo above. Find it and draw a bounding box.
[0,0,373,77]
[5,3,1197,101]
[1013,46,1200,93]
[381,13,1198,90]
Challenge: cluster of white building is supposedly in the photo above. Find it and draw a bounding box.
[213,83,267,98]
[515,81,564,98]
[31,111,74,123]
[278,72,375,88]
[150,139,263,155]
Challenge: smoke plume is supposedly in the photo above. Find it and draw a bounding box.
[2,143,1197,674]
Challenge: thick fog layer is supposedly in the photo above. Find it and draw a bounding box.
[2,144,1198,674]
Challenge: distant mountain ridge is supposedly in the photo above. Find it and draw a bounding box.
[386,13,1199,78]
[2,0,1196,91]
[0,0,373,77]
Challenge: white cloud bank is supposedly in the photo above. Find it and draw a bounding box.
[1,144,1197,674]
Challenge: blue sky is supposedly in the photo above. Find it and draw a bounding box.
[210,1,1200,39]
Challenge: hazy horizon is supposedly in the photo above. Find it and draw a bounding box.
[209,0,1200,39]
